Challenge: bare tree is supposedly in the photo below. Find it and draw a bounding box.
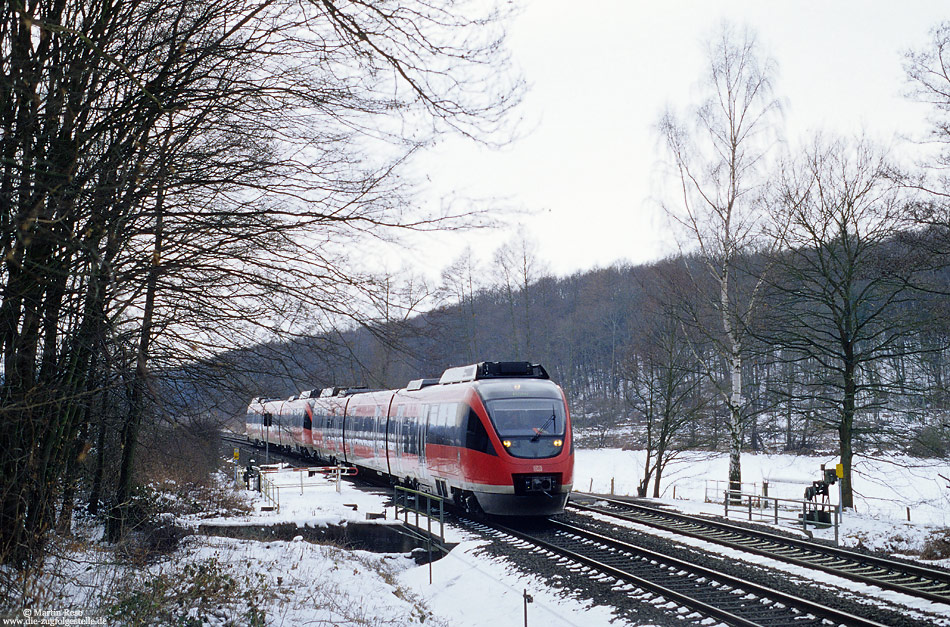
[440,248,485,362]
[624,299,706,498]
[492,229,544,357]
[0,0,522,570]
[904,22,950,199]
[762,135,930,508]
[657,22,783,497]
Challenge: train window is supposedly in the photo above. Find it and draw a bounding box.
[484,398,566,438]
[433,404,446,446]
[463,407,496,455]
[453,403,468,446]
[442,403,456,445]
[482,398,566,459]
[437,407,448,444]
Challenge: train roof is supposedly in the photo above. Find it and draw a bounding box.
[439,361,549,385]
[316,386,374,397]
[407,378,440,391]
[249,362,551,407]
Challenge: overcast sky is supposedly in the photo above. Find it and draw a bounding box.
[401,1,947,280]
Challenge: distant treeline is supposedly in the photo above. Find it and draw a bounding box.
[222,231,950,462]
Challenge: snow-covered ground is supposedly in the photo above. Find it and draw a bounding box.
[226,449,950,534]
[194,465,628,625]
[13,449,949,626]
[187,449,949,626]
[575,449,950,553]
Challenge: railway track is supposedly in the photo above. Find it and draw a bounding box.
[461,515,894,627]
[568,493,950,607]
[221,432,308,465]
[223,434,943,624]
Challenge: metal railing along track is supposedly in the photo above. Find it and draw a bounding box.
[568,494,950,606]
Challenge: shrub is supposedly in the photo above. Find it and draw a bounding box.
[109,475,250,563]
[905,423,949,458]
[106,556,268,626]
[921,529,950,560]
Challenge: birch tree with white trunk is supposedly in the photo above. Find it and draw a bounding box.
[658,22,783,497]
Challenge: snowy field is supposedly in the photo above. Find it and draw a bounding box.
[573,449,950,553]
[216,448,950,550]
[13,449,949,626]
[193,465,628,626]
[183,449,949,626]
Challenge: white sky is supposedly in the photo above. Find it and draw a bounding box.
[402,1,946,279]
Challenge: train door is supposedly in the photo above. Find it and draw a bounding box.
[441,402,461,473]
[294,403,306,453]
[310,400,325,456]
[339,396,353,464]
[302,402,314,453]
[419,405,428,467]
[372,405,381,465]
[329,402,342,461]
[342,405,350,463]
[384,402,394,477]
[388,404,405,478]
[406,403,424,483]
[421,404,432,470]
[277,401,288,447]
[406,408,416,458]
[285,401,296,448]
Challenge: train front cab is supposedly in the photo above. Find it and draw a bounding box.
[466,377,574,516]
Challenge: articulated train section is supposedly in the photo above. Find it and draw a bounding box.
[244,362,573,516]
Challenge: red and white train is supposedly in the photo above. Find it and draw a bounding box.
[245,361,574,516]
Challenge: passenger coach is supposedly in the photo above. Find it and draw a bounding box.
[246,361,574,516]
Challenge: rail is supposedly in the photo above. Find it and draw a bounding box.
[569,494,950,606]
[463,515,890,627]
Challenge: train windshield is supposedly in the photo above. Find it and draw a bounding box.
[484,398,566,438]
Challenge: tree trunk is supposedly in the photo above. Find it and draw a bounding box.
[840,358,856,509]
[638,451,653,497]
[728,395,743,502]
[652,445,666,498]
[88,404,108,516]
[107,136,167,541]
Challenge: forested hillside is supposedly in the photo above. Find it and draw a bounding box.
[225,233,950,469]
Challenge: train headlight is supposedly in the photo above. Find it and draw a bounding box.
[502,440,512,448]
[553,439,563,447]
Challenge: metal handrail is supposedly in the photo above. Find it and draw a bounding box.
[258,470,280,512]
[392,485,448,585]
[393,485,445,543]
[723,490,839,544]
